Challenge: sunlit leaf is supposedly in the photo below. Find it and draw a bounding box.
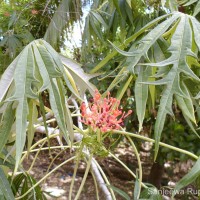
[193,0,200,16]
[135,66,151,131]
[60,55,98,97]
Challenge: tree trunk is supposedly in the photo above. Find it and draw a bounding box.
[148,162,164,189]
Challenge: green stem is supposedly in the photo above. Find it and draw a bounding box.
[69,144,84,200]
[74,153,93,200]
[15,156,76,200]
[90,166,100,200]
[46,146,78,175]
[73,125,88,137]
[127,136,143,199]
[113,130,198,160]
[34,118,56,128]
[27,140,46,173]
[22,145,78,154]
[20,132,59,163]
[109,152,147,189]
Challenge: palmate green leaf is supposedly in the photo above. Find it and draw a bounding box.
[172,156,200,198]
[33,40,71,143]
[0,102,14,153]
[91,13,172,73]
[140,14,200,159]
[8,44,37,172]
[0,167,15,200]
[111,12,181,73]
[1,39,76,171]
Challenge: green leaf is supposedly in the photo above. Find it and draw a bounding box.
[105,67,128,93]
[116,75,133,100]
[112,0,122,16]
[168,0,179,11]
[193,0,200,16]
[90,13,172,73]
[0,103,14,153]
[106,184,130,200]
[89,13,104,42]
[133,175,140,200]
[8,44,37,171]
[173,156,200,198]
[27,100,38,151]
[140,14,200,160]
[0,189,5,200]
[1,39,75,171]
[91,11,109,30]
[189,17,200,51]
[8,11,17,28]
[135,66,151,131]
[175,81,196,123]
[42,41,81,99]
[111,13,180,73]
[183,0,198,6]
[60,55,97,97]
[33,40,71,144]
[140,185,162,200]
[0,56,19,102]
[0,167,15,200]
[44,0,70,48]
[57,78,74,143]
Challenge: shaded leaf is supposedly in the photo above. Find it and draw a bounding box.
[107,184,130,200]
[0,102,14,153]
[0,167,15,200]
[173,156,200,198]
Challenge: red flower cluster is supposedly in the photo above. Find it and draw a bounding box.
[4,12,10,17]
[31,9,39,15]
[81,90,132,133]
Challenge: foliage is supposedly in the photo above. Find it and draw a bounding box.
[0,0,200,199]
